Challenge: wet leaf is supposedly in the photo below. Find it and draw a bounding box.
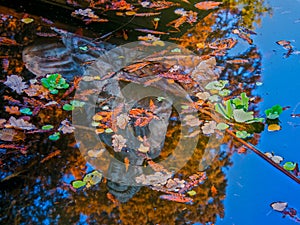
[271,201,288,212]
[0,129,18,141]
[20,108,32,115]
[63,104,75,111]
[72,180,86,189]
[195,92,210,100]
[116,114,130,129]
[201,121,217,135]
[283,162,296,171]
[236,130,251,139]
[49,132,60,141]
[58,119,75,134]
[194,1,222,10]
[112,134,126,152]
[233,109,254,123]
[183,115,201,127]
[265,152,284,164]
[8,116,36,130]
[83,171,103,187]
[268,124,281,132]
[265,105,283,119]
[21,18,34,24]
[105,128,114,133]
[187,190,197,196]
[138,143,150,153]
[5,106,20,115]
[216,122,229,130]
[42,125,54,130]
[205,80,228,91]
[4,75,28,94]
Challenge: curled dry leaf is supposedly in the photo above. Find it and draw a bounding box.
[4,75,28,94]
[112,134,127,152]
[7,116,36,130]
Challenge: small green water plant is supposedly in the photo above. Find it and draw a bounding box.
[215,92,264,123]
[265,104,283,119]
[20,108,32,115]
[63,100,85,111]
[41,73,69,94]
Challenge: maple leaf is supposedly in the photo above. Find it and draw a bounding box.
[4,75,28,94]
[8,116,36,130]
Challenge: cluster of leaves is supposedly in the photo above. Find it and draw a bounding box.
[71,170,103,189]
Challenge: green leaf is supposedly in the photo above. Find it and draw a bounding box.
[216,122,229,130]
[218,89,231,97]
[70,100,85,107]
[83,170,103,186]
[63,104,75,111]
[105,128,114,133]
[41,78,50,88]
[233,109,254,123]
[265,105,283,119]
[226,100,233,118]
[205,80,228,91]
[49,88,58,94]
[283,162,296,171]
[208,94,220,102]
[49,132,60,141]
[79,46,88,51]
[246,117,265,124]
[236,130,251,139]
[72,180,87,189]
[42,124,54,130]
[157,96,166,102]
[232,93,249,110]
[215,103,230,119]
[20,108,32,115]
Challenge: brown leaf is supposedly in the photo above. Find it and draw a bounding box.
[0,37,19,45]
[8,116,36,130]
[116,113,130,129]
[0,119,6,128]
[112,134,127,152]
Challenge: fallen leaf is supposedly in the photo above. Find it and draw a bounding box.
[116,113,130,129]
[4,75,28,94]
[201,120,217,135]
[0,119,6,128]
[265,152,284,164]
[112,134,127,152]
[271,201,288,212]
[8,116,36,130]
[5,106,20,115]
[138,143,150,153]
[268,124,281,132]
[210,185,218,196]
[58,119,75,134]
[183,115,201,127]
[194,1,222,10]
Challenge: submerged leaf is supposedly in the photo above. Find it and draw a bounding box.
[112,134,126,152]
[83,170,103,187]
[8,116,36,130]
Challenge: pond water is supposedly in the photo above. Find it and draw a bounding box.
[0,0,299,224]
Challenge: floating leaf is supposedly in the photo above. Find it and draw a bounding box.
[202,121,217,135]
[83,170,103,188]
[72,180,86,189]
[283,162,296,171]
[49,132,60,141]
[194,1,222,10]
[42,124,54,130]
[265,105,283,119]
[4,75,28,94]
[20,108,32,115]
[205,80,228,91]
[112,134,126,152]
[268,124,281,132]
[232,93,249,110]
[105,128,114,133]
[265,152,284,164]
[271,201,288,212]
[233,109,254,123]
[21,18,34,24]
[8,116,36,130]
[218,89,231,97]
[58,119,75,134]
[41,73,69,94]
[187,190,197,196]
[236,130,251,139]
[216,122,229,130]
[63,104,75,111]
[70,100,85,107]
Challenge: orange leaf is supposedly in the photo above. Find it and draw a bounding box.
[211,185,218,196]
[5,106,20,115]
[194,1,222,10]
[149,99,156,112]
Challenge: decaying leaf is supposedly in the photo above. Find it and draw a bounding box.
[138,143,150,153]
[116,113,130,129]
[112,134,127,152]
[183,115,201,127]
[0,119,6,128]
[201,120,217,135]
[87,149,106,158]
[135,171,173,186]
[7,116,36,130]
[58,119,75,134]
[4,75,28,94]
[24,84,50,98]
[271,201,288,212]
[0,128,25,141]
[5,106,20,115]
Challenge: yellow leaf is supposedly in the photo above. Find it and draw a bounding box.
[138,143,149,153]
[92,114,103,121]
[268,124,281,132]
[21,18,34,24]
[125,11,136,16]
[152,40,165,46]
